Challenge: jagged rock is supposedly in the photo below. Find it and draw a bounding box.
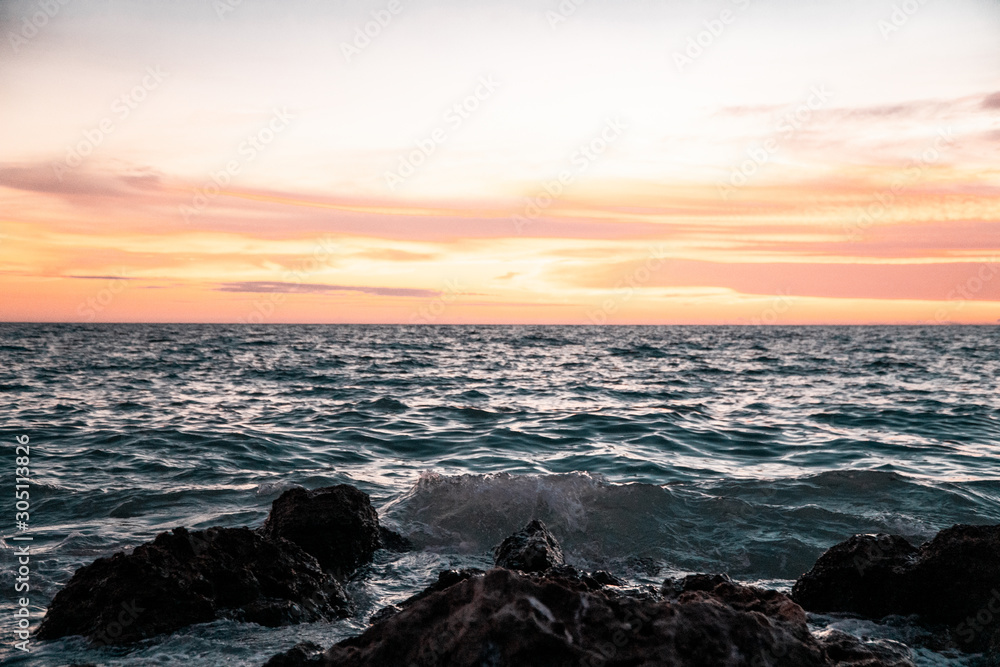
[377,525,411,552]
[815,629,914,667]
[263,641,326,667]
[663,572,733,597]
[367,605,400,626]
[260,485,384,576]
[793,524,1000,653]
[493,519,565,573]
[668,575,808,626]
[583,569,625,589]
[263,568,911,666]
[398,568,485,606]
[366,568,485,626]
[37,526,350,646]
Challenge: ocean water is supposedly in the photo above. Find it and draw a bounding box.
[1,324,998,666]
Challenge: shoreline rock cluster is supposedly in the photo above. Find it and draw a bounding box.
[792,524,1000,654]
[264,520,914,667]
[37,483,1000,666]
[36,485,407,645]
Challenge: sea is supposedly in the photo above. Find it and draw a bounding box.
[1,324,998,666]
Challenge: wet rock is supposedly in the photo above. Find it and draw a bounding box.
[367,605,400,625]
[38,526,350,646]
[402,568,485,603]
[793,524,1000,653]
[907,525,1000,635]
[582,569,625,589]
[39,484,401,646]
[377,525,411,552]
[264,568,911,667]
[493,519,565,573]
[263,641,326,667]
[367,568,486,626]
[792,534,917,618]
[663,572,733,597]
[815,629,914,667]
[669,575,808,626]
[260,485,384,576]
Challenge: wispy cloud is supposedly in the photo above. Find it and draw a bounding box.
[215,281,441,298]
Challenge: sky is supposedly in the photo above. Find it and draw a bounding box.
[1,0,999,324]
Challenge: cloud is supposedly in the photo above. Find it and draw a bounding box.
[215,281,441,298]
[560,258,1000,302]
[67,275,133,280]
[354,249,437,262]
[982,92,1000,109]
[0,162,163,197]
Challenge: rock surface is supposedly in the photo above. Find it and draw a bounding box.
[260,485,384,576]
[493,519,565,573]
[264,567,911,667]
[37,526,350,646]
[793,524,1000,653]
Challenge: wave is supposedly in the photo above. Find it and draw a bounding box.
[378,470,975,582]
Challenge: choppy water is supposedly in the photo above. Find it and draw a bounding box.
[1,324,998,666]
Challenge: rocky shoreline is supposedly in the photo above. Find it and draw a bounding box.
[38,484,1000,665]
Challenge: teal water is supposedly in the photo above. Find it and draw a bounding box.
[1,324,998,665]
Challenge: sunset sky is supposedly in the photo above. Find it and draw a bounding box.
[1,0,998,324]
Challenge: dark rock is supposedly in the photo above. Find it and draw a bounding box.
[365,568,486,628]
[908,525,1000,628]
[675,577,808,626]
[377,525,411,552]
[263,641,326,667]
[663,572,733,597]
[792,534,916,617]
[582,569,625,589]
[260,485,383,577]
[493,519,565,573]
[793,524,1000,653]
[412,568,484,597]
[815,629,914,667]
[624,555,662,577]
[367,605,400,625]
[38,526,350,646]
[264,568,912,667]
[399,569,485,608]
